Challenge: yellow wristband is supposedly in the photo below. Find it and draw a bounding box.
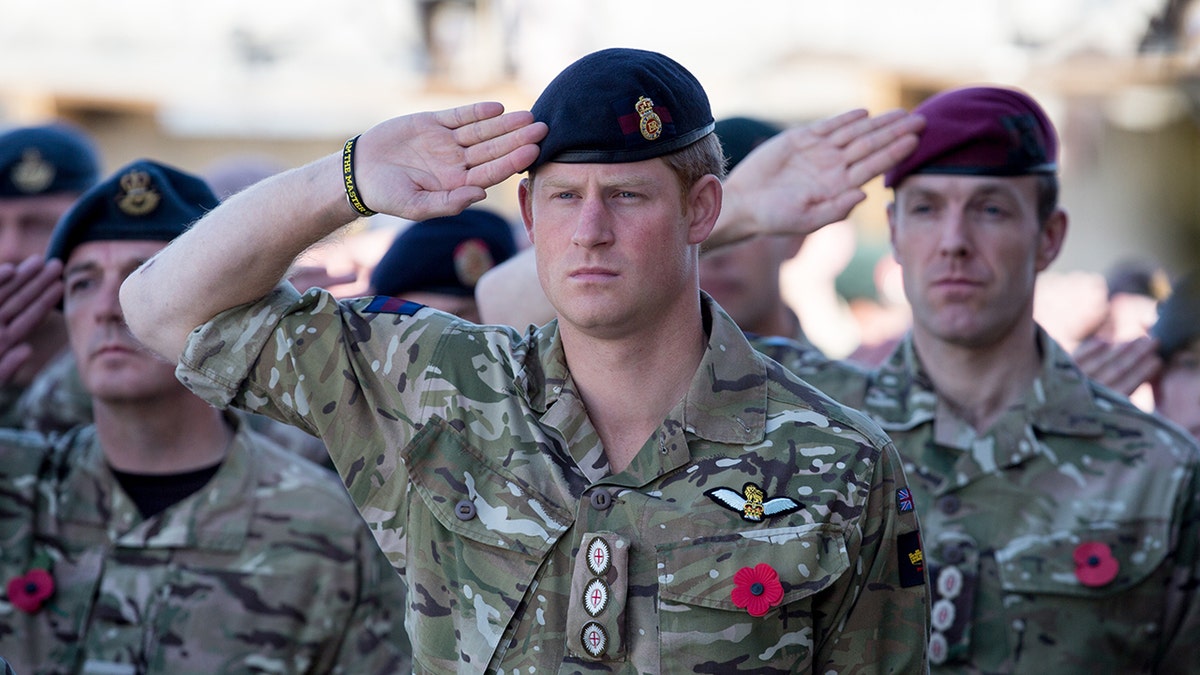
[342,135,376,217]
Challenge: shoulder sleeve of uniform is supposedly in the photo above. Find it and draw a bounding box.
[178,282,306,410]
[818,438,929,673]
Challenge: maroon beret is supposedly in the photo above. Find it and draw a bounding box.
[885,86,1057,188]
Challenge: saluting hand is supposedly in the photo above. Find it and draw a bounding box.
[0,256,63,385]
[709,109,924,251]
[352,102,548,221]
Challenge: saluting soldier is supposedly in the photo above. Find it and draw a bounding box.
[0,123,99,432]
[759,86,1200,674]
[121,48,930,672]
[0,159,410,674]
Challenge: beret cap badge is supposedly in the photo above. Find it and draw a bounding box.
[635,96,663,141]
[452,238,495,288]
[116,169,161,216]
[12,150,55,194]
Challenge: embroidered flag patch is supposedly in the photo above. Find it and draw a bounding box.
[897,487,915,512]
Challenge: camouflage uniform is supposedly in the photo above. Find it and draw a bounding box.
[762,329,1200,674]
[11,350,332,468]
[0,350,92,434]
[0,415,411,675]
[173,284,929,673]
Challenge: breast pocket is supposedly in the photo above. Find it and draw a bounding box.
[403,419,573,668]
[994,519,1171,667]
[656,524,850,671]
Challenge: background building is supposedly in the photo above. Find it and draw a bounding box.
[1,0,1197,281]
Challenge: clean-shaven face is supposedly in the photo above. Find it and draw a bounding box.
[520,158,702,340]
[890,173,1057,349]
[64,239,182,402]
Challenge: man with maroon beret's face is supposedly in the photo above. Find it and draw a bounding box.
[762,85,1200,673]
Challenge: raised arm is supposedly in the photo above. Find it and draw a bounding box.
[704,108,923,253]
[0,256,63,384]
[121,102,547,361]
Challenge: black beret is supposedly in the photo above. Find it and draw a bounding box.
[885,86,1058,188]
[1152,271,1200,359]
[369,208,517,298]
[529,48,715,170]
[46,159,218,263]
[715,116,782,172]
[0,123,100,198]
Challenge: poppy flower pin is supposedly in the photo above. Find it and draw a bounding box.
[731,563,784,617]
[7,561,55,614]
[1074,541,1119,587]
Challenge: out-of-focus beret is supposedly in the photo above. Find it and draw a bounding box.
[885,86,1057,188]
[0,123,100,198]
[1152,271,1200,359]
[529,48,715,171]
[46,159,218,263]
[369,208,516,298]
[714,116,782,172]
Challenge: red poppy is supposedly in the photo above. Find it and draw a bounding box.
[731,563,784,617]
[7,568,55,613]
[1074,541,1118,587]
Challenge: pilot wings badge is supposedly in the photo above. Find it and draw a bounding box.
[705,482,802,522]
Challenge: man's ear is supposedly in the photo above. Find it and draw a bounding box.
[518,177,535,243]
[1036,208,1068,272]
[686,174,722,245]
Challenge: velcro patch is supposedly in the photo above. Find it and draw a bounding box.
[364,296,424,316]
[898,530,926,588]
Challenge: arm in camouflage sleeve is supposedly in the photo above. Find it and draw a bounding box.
[328,525,413,674]
[121,103,547,363]
[1153,447,1200,674]
[818,438,930,674]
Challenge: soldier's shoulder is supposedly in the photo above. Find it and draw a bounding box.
[760,353,891,452]
[1087,383,1200,462]
[242,429,360,510]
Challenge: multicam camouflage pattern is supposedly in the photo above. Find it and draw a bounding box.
[0,349,92,433]
[760,329,1200,674]
[176,285,929,673]
[0,417,411,675]
[9,350,333,468]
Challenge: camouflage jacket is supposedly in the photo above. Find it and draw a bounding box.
[175,285,929,674]
[761,329,1200,674]
[0,417,411,675]
[6,350,332,468]
[0,349,92,434]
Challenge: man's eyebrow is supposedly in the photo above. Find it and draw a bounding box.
[63,260,98,277]
[539,175,656,190]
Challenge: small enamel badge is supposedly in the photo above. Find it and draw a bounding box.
[706,482,801,522]
[635,95,663,141]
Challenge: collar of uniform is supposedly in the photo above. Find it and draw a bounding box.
[681,294,767,444]
[513,321,566,414]
[514,295,766,445]
[1024,327,1105,436]
[865,328,1104,437]
[64,416,253,551]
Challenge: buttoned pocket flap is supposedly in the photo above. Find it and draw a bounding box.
[405,418,573,556]
[657,523,850,611]
[996,519,1169,597]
